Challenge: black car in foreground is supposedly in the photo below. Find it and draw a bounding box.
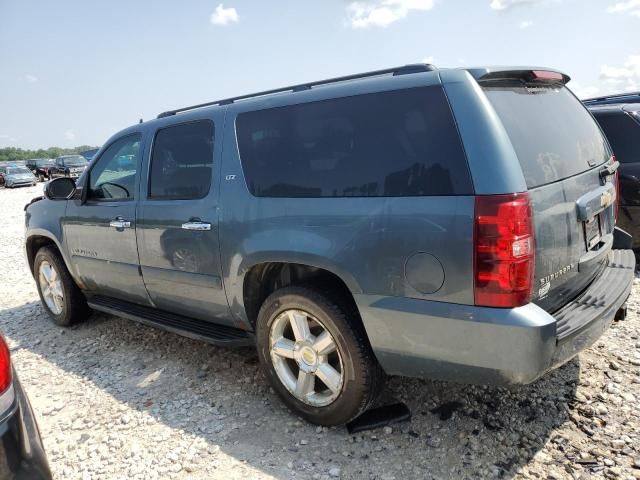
[587,101,640,252]
[0,335,51,479]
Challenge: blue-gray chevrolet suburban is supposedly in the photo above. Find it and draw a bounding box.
[24,65,635,425]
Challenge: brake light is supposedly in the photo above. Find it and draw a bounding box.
[529,70,564,82]
[474,193,535,308]
[0,336,11,394]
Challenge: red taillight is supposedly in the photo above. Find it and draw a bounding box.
[615,159,620,224]
[0,336,11,394]
[474,193,535,308]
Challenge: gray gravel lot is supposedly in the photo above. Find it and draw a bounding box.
[1,184,640,480]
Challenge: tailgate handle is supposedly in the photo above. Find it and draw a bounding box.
[599,160,620,178]
[575,183,617,222]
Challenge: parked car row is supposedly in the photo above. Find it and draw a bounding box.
[24,64,635,426]
[1,155,91,189]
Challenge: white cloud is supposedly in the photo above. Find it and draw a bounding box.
[64,129,76,141]
[347,0,434,29]
[607,0,640,16]
[25,74,38,84]
[210,4,239,26]
[599,55,640,91]
[568,82,599,99]
[423,56,435,64]
[490,0,540,11]
[519,20,533,28]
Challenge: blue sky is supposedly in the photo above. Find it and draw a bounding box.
[1,0,639,149]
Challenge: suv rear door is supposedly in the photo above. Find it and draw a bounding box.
[591,109,640,248]
[480,77,615,313]
[137,117,232,324]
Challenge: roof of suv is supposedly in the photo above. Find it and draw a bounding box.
[583,92,640,106]
[586,103,640,115]
[153,64,568,120]
[103,64,570,147]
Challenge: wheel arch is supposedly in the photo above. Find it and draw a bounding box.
[25,231,69,276]
[237,258,363,331]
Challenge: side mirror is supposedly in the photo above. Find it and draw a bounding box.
[44,177,76,200]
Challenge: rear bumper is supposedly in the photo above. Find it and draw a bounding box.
[356,249,635,385]
[0,372,51,479]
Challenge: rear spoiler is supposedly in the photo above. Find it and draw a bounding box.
[472,68,570,85]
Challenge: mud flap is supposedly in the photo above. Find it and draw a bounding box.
[346,402,411,434]
[613,227,633,250]
[615,304,627,321]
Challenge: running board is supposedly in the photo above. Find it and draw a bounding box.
[87,295,253,347]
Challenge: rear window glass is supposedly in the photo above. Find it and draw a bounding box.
[236,86,472,198]
[592,112,640,164]
[483,83,609,188]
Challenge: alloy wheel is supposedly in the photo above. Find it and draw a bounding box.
[38,261,64,315]
[269,309,344,407]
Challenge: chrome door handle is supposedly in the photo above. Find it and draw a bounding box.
[181,221,212,231]
[109,218,131,229]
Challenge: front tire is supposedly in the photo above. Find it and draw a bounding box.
[256,286,383,426]
[34,246,90,326]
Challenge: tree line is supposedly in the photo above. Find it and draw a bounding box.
[0,145,99,163]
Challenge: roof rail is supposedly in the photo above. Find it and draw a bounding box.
[157,63,437,119]
[583,92,640,105]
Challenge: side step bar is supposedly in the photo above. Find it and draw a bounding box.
[87,295,253,347]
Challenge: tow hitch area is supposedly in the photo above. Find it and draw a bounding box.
[615,304,627,321]
[346,402,411,434]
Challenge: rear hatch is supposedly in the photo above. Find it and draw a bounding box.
[480,72,616,313]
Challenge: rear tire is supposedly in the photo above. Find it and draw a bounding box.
[256,286,384,426]
[34,246,90,326]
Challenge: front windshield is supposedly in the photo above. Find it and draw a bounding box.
[36,159,53,166]
[63,156,88,166]
[7,167,32,175]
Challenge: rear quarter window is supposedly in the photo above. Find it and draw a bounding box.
[592,112,640,164]
[235,86,472,198]
[483,83,610,188]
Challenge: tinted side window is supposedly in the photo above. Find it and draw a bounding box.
[149,121,214,200]
[593,113,640,164]
[236,87,472,197]
[88,134,141,201]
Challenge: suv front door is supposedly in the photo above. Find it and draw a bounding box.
[137,118,232,324]
[64,133,150,305]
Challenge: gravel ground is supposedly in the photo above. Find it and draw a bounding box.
[1,184,639,480]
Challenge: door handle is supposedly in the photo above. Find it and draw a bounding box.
[109,218,132,229]
[181,221,212,231]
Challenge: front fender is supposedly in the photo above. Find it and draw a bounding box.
[24,198,70,275]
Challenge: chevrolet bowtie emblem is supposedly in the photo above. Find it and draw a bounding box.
[601,191,613,208]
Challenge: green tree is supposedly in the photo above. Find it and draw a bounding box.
[0,145,100,164]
